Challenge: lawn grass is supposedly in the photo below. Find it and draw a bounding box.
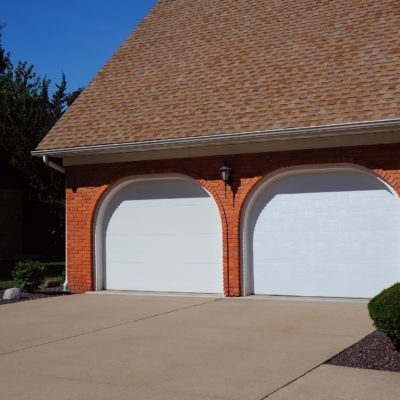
[42,261,65,268]
[0,280,15,290]
[42,261,65,277]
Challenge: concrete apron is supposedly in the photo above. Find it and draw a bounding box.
[267,365,400,400]
[0,294,374,400]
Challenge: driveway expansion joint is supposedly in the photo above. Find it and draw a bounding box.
[0,297,221,358]
[259,361,328,399]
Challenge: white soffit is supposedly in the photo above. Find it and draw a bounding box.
[62,130,400,166]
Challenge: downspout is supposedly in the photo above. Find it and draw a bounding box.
[42,156,68,292]
[42,155,65,174]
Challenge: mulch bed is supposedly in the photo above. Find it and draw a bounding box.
[326,330,400,372]
[0,286,70,305]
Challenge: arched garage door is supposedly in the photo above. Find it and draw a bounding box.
[98,176,222,293]
[245,167,400,298]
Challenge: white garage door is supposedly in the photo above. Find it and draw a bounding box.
[248,168,400,298]
[102,177,222,293]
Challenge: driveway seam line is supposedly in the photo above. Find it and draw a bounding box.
[0,298,222,358]
[260,330,374,399]
[259,361,327,399]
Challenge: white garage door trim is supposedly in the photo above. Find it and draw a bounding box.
[94,173,222,292]
[241,163,399,296]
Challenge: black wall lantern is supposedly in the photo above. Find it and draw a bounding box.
[219,163,231,195]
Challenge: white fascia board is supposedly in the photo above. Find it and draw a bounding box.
[31,119,400,158]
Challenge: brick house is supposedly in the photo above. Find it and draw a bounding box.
[33,0,400,297]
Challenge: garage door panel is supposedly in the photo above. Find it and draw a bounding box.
[106,262,222,293]
[254,261,400,298]
[250,169,400,298]
[254,231,400,265]
[106,233,221,264]
[107,203,220,235]
[254,198,400,233]
[103,178,222,293]
[254,210,400,233]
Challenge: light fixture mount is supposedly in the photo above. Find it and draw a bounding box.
[219,163,231,195]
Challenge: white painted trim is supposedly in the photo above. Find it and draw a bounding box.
[232,295,369,303]
[240,163,399,296]
[32,118,400,157]
[93,173,223,291]
[86,291,223,298]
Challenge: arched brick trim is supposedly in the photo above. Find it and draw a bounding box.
[238,160,400,295]
[91,167,228,230]
[238,157,400,223]
[351,158,400,195]
[89,170,230,294]
[195,178,233,295]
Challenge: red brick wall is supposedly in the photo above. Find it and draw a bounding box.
[66,143,400,295]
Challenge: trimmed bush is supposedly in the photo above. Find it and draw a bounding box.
[11,260,45,293]
[368,283,400,351]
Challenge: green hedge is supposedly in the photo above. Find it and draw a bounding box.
[368,283,400,351]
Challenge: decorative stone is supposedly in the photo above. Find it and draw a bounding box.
[3,287,21,300]
[43,278,62,288]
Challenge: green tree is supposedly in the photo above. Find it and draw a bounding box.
[0,24,82,256]
[0,24,10,74]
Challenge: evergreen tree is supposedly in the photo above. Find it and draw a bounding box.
[0,24,83,256]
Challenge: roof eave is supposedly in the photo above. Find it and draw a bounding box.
[31,119,400,158]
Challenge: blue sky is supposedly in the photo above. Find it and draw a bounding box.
[1,0,158,92]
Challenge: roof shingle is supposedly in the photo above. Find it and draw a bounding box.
[36,0,400,151]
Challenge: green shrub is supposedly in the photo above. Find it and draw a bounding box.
[11,260,45,293]
[368,283,400,351]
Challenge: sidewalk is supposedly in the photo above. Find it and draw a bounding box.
[267,364,400,400]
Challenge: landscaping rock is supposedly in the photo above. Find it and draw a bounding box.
[2,287,21,300]
[0,287,69,306]
[43,278,62,288]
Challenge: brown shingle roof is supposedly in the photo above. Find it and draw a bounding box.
[36,0,400,151]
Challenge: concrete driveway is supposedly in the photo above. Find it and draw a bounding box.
[0,293,385,399]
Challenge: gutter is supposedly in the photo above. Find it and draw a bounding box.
[31,119,400,158]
